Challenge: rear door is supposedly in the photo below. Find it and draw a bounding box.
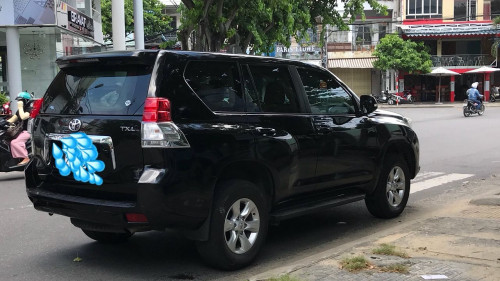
[34,59,154,190]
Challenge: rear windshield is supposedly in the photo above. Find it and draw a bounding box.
[42,65,152,115]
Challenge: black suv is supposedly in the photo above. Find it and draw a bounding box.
[26,50,419,269]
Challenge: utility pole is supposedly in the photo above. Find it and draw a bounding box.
[134,0,145,49]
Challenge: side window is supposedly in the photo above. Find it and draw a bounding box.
[184,61,244,112]
[247,64,300,113]
[241,65,261,112]
[297,68,355,115]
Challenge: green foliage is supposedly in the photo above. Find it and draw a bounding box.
[373,34,432,74]
[0,92,9,105]
[101,0,172,41]
[178,0,387,53]
[159,40,178,49]
[340,255,371,272]
[372,243,409,258]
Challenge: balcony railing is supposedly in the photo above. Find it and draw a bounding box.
[431,55,494,67]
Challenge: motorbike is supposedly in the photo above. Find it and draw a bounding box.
[0,95,36,172]
[372,90,389,103]
[394,90,414,104]
[0,101,12,116]
[463,99,485,117]
[0,119,32,172]
[490,86,499,102]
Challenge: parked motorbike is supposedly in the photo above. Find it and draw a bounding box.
[490,86,499,102]
[372,90,389,103]
[463,99,485,117]
[0,101,12,116]
[394,90,414,104]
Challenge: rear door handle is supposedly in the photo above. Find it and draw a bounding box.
[255,127,276,137]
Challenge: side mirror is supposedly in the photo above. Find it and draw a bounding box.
[359,95,378,115]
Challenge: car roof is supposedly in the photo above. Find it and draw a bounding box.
[56,49,327,72]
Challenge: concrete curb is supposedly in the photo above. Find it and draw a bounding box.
[249,178,500,281]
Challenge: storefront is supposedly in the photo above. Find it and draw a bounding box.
[0,0,104,99]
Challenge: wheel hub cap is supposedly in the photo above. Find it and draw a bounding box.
[224,198,260,254]
[386,166,406,207]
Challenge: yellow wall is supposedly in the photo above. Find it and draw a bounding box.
[331,69,372,96]
[443,0,454,21]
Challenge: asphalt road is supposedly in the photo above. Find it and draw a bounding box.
[1,106,499,281]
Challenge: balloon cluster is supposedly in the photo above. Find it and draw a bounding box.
[52,132,105,186]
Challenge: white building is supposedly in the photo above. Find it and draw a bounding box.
[0,0,104,102]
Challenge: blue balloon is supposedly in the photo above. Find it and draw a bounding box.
[70,132,86,139]
[59,165,71,176]
[88,174,96,184]
[87,160,105,172]
[52,144,63,159]
[55,158,66,169]
[60,137,77,148]
[94,174,103,186]
[79,167,89,182]
[76,137,92,149]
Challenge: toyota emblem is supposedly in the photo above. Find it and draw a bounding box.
[68,119,82,132]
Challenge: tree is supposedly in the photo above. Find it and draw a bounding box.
[178,0,387,53]
[101,0,171,41]
[373,34,432,74]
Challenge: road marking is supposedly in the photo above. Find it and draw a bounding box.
[410,173,474,194]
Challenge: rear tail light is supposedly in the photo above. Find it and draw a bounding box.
[125,213,148,223]
[141,97,189,148]
[30,98,43,118]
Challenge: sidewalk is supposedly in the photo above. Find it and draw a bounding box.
[250,177,500,281]
[378,101,500,108]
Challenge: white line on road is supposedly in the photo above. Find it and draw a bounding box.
[410,173,474,194]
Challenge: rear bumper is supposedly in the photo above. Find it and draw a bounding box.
[25,159,210,237]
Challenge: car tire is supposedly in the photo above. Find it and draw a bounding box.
[81,229,132,243]
[365,154,410,219]
[196,180,269,270]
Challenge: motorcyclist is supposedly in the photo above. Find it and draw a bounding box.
[467,82,483,110]
[5,92,32,167]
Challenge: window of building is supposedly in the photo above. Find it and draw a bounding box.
[379,25,387,40]
[184,61,245,112]
[355,26,372,45]
[406,0,442,19]
[455,0,477,21]
[483,0,500,20]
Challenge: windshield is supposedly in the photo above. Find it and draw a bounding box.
[42,65,152,115]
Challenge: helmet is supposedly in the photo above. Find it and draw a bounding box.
[15,91,31,101]
[472,82,478,89]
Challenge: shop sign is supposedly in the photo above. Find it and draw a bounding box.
[67,6,94,39]
[276,46,321,53]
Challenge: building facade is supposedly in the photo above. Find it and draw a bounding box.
[399,0,500,102]
[0,0,104,101]
[326,0,402,96]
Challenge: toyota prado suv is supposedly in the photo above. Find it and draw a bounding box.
[26,50,419,270]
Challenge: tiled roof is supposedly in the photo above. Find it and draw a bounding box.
[328,57,376,68]
[400,23,499,37]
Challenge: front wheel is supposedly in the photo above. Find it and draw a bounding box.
[81,229,132,243]
[491,95,496,102]
[196,180,269,270]
[365,154,410,219]
[478,104,485,115]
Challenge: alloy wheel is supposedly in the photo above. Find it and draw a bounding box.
[224,198,260,254]
[386,166,406,207]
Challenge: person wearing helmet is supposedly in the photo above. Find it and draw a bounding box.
[467,82,483,110]
[6,91,32,166]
